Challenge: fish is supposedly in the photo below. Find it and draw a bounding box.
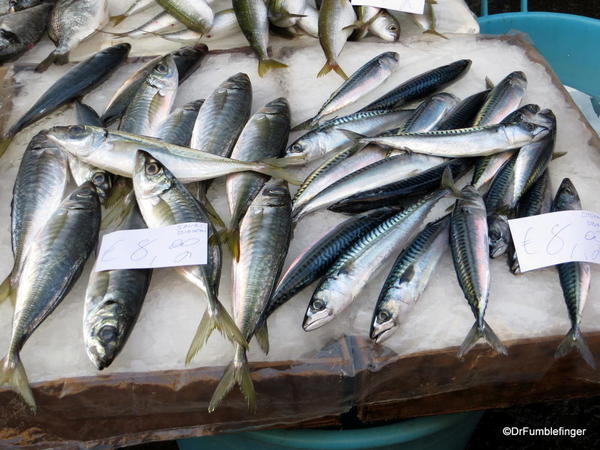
[132,151,246,357]
[190,72,252,158]
[233,0,287,76]
[0,132,69,307]
[358,121,548,158]
[101,44,208,126]
[435,89,491,130]
[46,125,300,184]
[209,179,292,412]
[226,98,290,256]
[115,11,185,38]
[360,59,471,112]
[0,3,52,63]
[304,172,455,331]
[293,51,400,130]
[371,215,450,343]
[317,0,356,79]
[450,185,507,358]
[1,0,47,14]
[0,182,101,411]
[159,8,240,42]
[268,0,307,28]
[5,43,131,140]
[45,125,300,184]
[284,108,413,165]
[411,0,446,39]
[155,0,213,33]
[83,201,152,370]
[36,0,109,72]
[120,54,179,137]
[110,0,156,25]
[411,0,479,36]
[157,99,204,147]
[259,208,395,335]
[551,178,595,368]
[508,170,551,274]
[369,9,400,41]
[70,102,112,203]
[297,3,318,37]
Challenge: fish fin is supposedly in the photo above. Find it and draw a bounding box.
[258,59,288,77]
[35,50,69,73]
[0,135,12,158]
[458,321,508,358]
[209,350,256,413]
[198,196,226,230]
[291,116,319,132]
[317,61,348,80]
[336,128,368,143]
[342,24,359,31]
[260,157,297,168]
[0,354,36,412]
[485,76,495,89]
[552,151,567,160]
[223,226,241,262]
[423,29,448,40]
[555,327,596,369]
[110,14,127,26]
[440,167,464,198]
[255,322,270,355]
[0,274,15,306]
[254,164,302,185]
[185,302,247,365]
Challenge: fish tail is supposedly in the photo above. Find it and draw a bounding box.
[0,135,13,158]
[458,320,508,358]
[110,14,127,26]
[555,327,596,369]
[291,116,319,132]
[423,29,448,40]
[208,346,256,413]
[199,196,226,230]
[0,353,36,412]
[440,166,464,198]
[254,163,302,185]
[254,321,270,355]
[185,301,247,365]
[317,60,348,80]
[258,59,288,77]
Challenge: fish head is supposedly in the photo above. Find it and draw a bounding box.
[222,72,252,92]
[90,171,112,204]
[257,179,291,208]
[84,297,131,370]
[552,178,581,211]
[511,121,549,144]
[487,214,511,258]
[148,54,179,92]
[372,15,401,42]
[530,108,556,130]
[45,124,109,159]
[380,52,401,70]
[0,29,22,59]
[506,71,527,89]
[171,44,208,82]
[262,97,290,117]
[133,150,173,199]
[63,181,100,210]
[285,134,323,164]
[370,306,397,344]
[303,291,335,331]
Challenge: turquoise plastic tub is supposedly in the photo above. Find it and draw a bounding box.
[478,0,600,97]
[177,411,484,450]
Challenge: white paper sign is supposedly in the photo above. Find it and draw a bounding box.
[508,210,600,272]
[95,222,208,271]
[351,0,425,15]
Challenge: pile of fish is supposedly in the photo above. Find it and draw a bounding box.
[0,43,593,416]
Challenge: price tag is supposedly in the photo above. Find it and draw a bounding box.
[95,222,208,271]
[351,0,425,15]
[508,210,600,272]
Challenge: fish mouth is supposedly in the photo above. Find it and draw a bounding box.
[370,323,396,344]
[490,243,509,258]
[303,310,333,331]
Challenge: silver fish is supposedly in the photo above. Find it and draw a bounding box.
[368,9,400,42]
[209,179,292,412]
[0,183,101,411]
[155,0,213,33]
[371,215,450,343]
[159,8,241,42]
[317,0,356,79]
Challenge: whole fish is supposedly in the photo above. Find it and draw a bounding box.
[304,174,453,331]
[508,170,551,274]
[368,9,400,41]
[435,89,490,131]
[160,9,240,42]
[101,44,208,126]
[0,183,101,411]
[371,215,450,343]
[259,209,395,334]
[190,72,252,158]
[70,102,112,202]
[233,0,287,76]
[84,203,152,370]
[317,0,356,79]
[5,43,131,139]
[155,0,213,33]
[111,0,156,25]
[358,121,548,158]
[0,132,69,306]
[268,0,306,28]
[117,11,185,38]
[450,185,507,358]
[294,51,400,130]
[44,125,300,184]
[157,99,204,146]
[284,108,413,164]
[360,59,471,112]
[0,3,52,63]
[36,0,109,72]
[209,179,292,412]
[292,144,386,217]
[226,98,290,253]
[297,3,318,37]
[120,54,179,137]
[132,151,245,357]
[551,178,595,368]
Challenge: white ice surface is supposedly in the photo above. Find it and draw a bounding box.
[0,32,599,384]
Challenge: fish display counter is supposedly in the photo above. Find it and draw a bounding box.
[0,1,599,448]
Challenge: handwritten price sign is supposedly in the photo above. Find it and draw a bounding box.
[351,0,425,14]
[95,222,208,271]
[508,210,600,272]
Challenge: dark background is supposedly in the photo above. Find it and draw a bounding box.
[466,0,600,18]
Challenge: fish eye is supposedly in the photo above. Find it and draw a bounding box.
[145,162,161,176]
[388,25,398,31]
[92,172,106,185]
[290,143,303,153]
[156,63,168,73]
[521,122,536,131]
[266,187,286,196]
[377,310,391,323]
[69,125,86,136]
[311,299,326,312]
